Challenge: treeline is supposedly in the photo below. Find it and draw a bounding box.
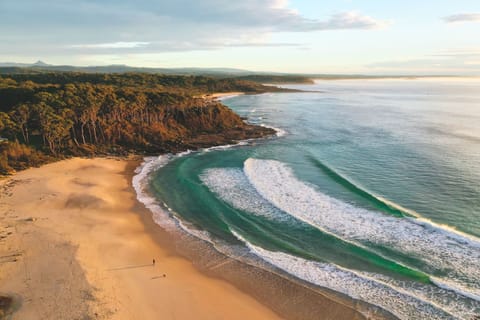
[1,72,289,94]
[0,73,276,174]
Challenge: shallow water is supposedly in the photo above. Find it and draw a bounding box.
[146,79,480,319]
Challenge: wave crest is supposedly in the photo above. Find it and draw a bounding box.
[243,158,480,300]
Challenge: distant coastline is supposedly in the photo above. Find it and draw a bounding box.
[1,62,474,85]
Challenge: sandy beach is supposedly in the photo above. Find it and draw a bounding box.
[0,157,368,320]
[197,92,245,101]
[0,158,284,319]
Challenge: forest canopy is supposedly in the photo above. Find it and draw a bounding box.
[0,72,279,174]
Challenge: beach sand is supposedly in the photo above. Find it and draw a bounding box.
[0,157,368,320]
[197,92,245,101]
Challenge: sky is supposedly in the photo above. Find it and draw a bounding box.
[1,0,480,74]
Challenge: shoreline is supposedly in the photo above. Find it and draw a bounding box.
[0,91,390,319]
[134,150,395,320]
[0,157,282,319]
[195,91,245,101]
[0,156,381,320]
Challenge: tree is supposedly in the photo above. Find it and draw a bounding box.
[0,112,18,140]
[0,71,275,159]
[35,104,73,154]
[10,104,31,143]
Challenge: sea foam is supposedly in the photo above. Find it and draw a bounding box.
[231,231,473,320]
[201,166,480,318]
[200,168,292,222]
[242,159,480,300]
[133,155,182,232]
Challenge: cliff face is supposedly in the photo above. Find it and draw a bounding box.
[0,100,274,174]
[126,100,275,153]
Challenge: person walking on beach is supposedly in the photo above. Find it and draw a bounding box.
[152,258,155,266]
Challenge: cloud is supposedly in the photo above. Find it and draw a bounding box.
[71,42,150,49]
[0,0,387,56]
[305,12,388,31]
[443,13,480,23]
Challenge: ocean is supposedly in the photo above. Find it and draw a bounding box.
[135,78,480,319]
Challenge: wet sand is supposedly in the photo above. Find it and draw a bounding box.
[0,157,375,319]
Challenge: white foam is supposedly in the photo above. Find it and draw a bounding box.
[200,168,292,222]
[202,165,480,317]
[176,150,193,157]
[132,136,258,230]
[132,155,179,232]
[260,124,287,137]
[201,141,249,153]
[368,274,480,318]
[132,153,246,259]
[132,139,263,255]
[231,231,466,320]
[217,93,243,101]
[375,193,480,244]
[243,158,480,300]
[133,154,480,318]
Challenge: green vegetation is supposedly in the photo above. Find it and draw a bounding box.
[0,72,280,174]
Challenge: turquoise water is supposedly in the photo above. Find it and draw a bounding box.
[145,79,480,319]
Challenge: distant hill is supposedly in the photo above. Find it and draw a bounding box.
[0,62,257,76]
[0,61,462,83]
[0,60,51,67]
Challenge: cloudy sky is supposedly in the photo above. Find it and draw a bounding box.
[1,0,479,74]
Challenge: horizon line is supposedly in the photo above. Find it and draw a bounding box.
[0,60,479,78]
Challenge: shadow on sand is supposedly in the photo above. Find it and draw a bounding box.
[107,264,153,271]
